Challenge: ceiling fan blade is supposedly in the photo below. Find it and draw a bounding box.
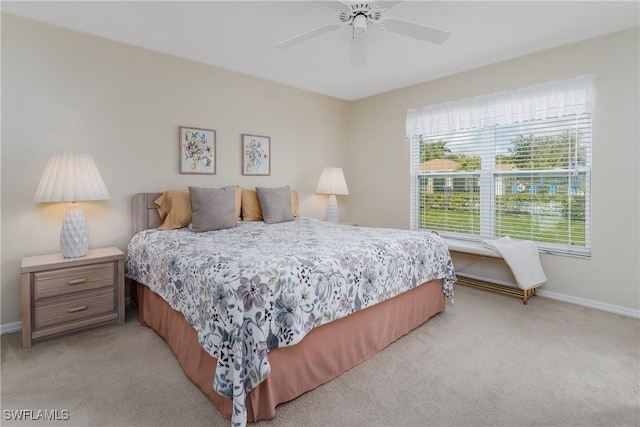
[383,18,450,44]
[351,33,367,68]
[277,24,341,49]
[376,1,403,10]
[314,1,348,12]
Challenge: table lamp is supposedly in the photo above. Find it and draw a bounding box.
[315,167,349,223]
[34,153,111,258]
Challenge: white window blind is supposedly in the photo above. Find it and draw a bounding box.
[408,75,596,257]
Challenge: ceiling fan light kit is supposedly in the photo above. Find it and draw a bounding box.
[277,1,451,67]
[352,14,369,34]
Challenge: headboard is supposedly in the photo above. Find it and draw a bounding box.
[132,193,163,235]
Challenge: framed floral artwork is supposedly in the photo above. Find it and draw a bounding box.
[242,134,270,176]
[179,126,216,174]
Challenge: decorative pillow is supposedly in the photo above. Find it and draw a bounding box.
[256,186,295,224]
[234,186,242,221]
[154,190,192,230]
[291,190,299,218]
[241,188,299,220]
[188,186,237,232]
[241,188,263,221]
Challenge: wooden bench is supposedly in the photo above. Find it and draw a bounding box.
[444,238,537,304]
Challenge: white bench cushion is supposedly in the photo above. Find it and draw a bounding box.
[443,238,501,258]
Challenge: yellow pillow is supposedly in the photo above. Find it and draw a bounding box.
[241,187,300,220]
[154,190,191,230]
[241,188,263,221]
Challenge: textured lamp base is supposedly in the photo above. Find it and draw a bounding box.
[60,204,89,258]
[325,195,339,224]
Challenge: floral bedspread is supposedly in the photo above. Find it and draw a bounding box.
[126,218,455,426]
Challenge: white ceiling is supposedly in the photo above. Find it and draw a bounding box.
[3,1,639,100]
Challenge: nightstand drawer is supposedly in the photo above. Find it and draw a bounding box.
[34,262,115,300]
[34,288,116,330]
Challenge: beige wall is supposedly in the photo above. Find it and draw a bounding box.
[0,14,350,325]
[2,14,638,327]
[348,28,640,311]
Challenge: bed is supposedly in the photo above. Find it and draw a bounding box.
[126,191,456,426]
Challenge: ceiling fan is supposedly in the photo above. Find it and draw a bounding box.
[276,1,450,68]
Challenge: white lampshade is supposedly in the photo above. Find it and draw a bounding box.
[34,153,110,258]
[315,167,349,196]
[316,167,349,224]
[34,153,111,202]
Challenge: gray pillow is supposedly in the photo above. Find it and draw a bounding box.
[188,186,237,232]
[255,186,294,224]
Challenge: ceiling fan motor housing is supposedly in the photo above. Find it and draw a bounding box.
[340,3,383,30]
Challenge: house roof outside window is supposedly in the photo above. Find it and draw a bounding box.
[420,159,460,172]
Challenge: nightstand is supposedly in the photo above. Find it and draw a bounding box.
[21,247,125,348]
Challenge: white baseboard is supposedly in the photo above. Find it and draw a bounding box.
[1,321,22,335]
[537,290,640,319]
[1,294,636,334]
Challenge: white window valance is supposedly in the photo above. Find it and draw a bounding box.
[406,74,597,137]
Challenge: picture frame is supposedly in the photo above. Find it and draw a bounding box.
[179,126,216,174]
[242,134,271,176]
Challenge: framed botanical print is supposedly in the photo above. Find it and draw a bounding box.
[179,126,216,174]
[242,134,270,176]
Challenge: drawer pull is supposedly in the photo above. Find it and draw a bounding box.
[68,305,88,313]
[67,278,88,285]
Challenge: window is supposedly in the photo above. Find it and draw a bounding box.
[407,75,596,257]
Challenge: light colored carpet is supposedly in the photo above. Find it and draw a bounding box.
[1,285,638,427]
